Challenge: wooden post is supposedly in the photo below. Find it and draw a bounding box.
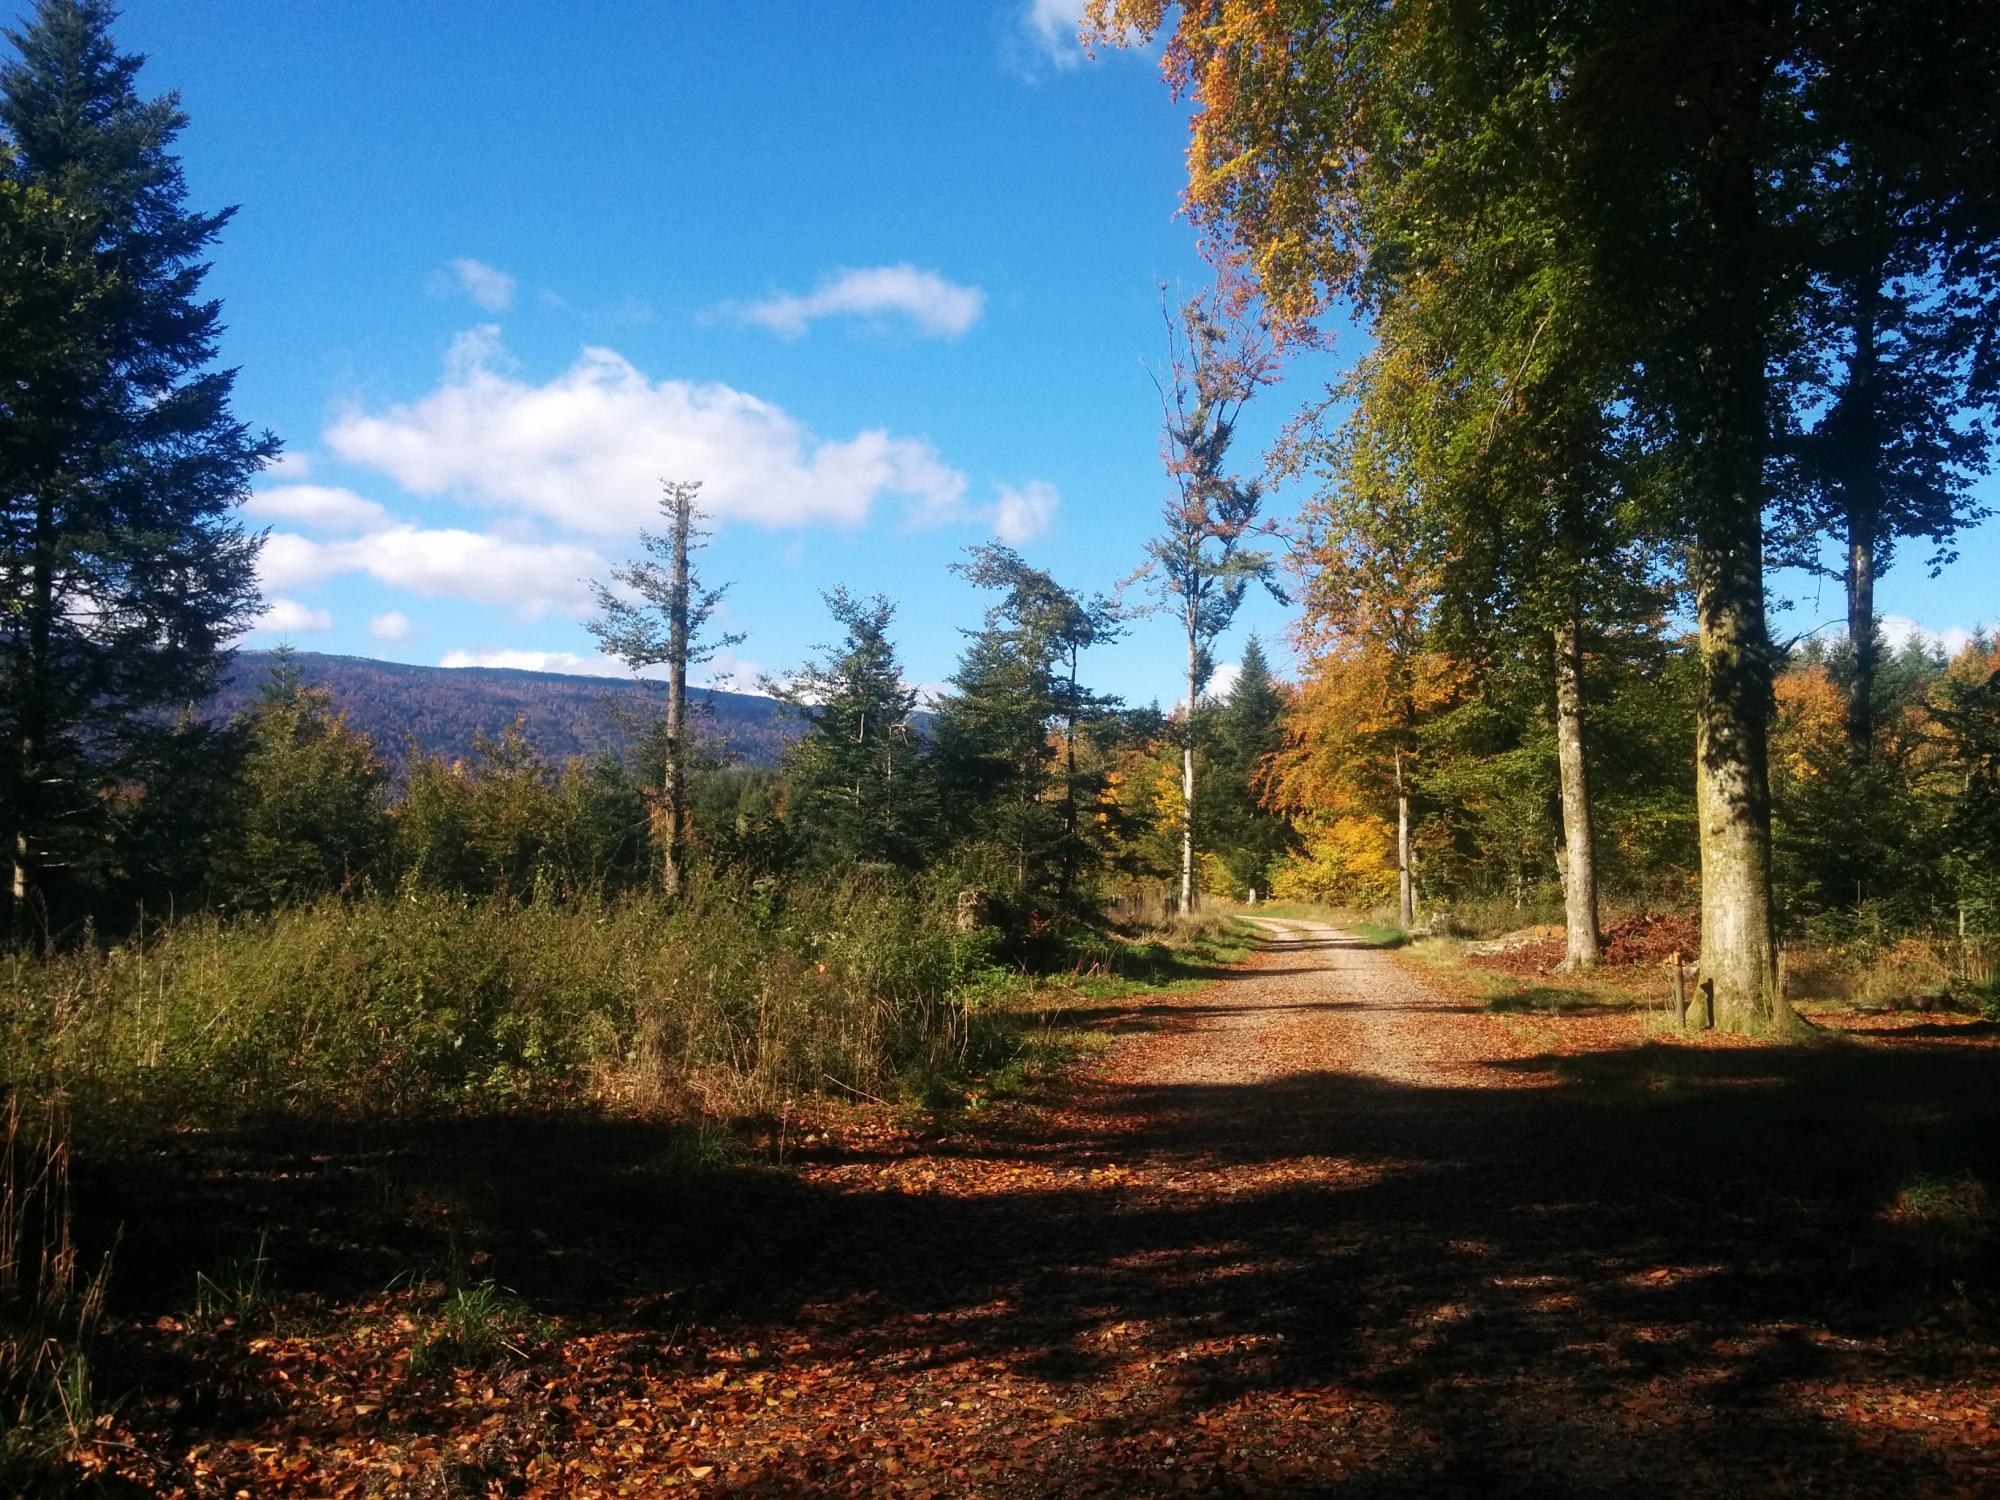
[1671,951,1687,1030]
[1700,976,1716,1030]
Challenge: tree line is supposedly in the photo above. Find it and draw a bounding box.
[1096,0,2000,1027]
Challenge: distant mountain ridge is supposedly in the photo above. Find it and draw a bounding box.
[213,651,795,768]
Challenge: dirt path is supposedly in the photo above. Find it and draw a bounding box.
[98,921,2000,1497]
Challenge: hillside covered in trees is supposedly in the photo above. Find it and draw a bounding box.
[210,651,797,767]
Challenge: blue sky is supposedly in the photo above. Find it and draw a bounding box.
[105,3,1997,705]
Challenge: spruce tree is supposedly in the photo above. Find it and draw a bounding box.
[766,590,931,870]
[1,0,273,935]
[1202,635,1293,899]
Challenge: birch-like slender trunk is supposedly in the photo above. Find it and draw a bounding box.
[1553,616,1602,968]
[1181,609,1198,915]
[661,495,691,900]
[1394,748,1414,929]
[1843,265,1884,768]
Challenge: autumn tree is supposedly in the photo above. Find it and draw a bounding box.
[588,480,742,899]
[1134,289,1285,913]
[1094,0,2000,1027]
[1,0,273,936]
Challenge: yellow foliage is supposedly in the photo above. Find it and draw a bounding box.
[1269,812,1397,905]
[1771,662,1846,780]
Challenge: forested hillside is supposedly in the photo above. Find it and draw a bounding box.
[210,651,795,767]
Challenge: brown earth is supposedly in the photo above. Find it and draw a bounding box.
[78,919,2000,1497]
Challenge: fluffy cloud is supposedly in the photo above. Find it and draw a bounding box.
[262,450,312,479]
[1881,615,1977,658]
[257,526,604,620]
[254,598,333,634]
[992,480,1059,543]
[369,611,416,642]
[440,649,619,675]
[440,645,768,691]
[245,484,390,532]
[440,257,516,311]
[325,330,968,534]
[736,265,985,340]
[1021,0,1088,68]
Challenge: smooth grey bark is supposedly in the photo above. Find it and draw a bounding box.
[660,494,691,900]
[1181,607,1198,915]
[1553,617,1602,968]
[1394,748,1414,929]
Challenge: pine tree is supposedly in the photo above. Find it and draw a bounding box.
[1,0,274,936]
[766,590,931,870]
[931,545,1120,910]
[1201,635,1293,899]
[587,480,742,898]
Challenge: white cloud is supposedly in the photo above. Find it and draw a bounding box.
[440,257,516,311]
[736,265,985,340]
[1022,0,1088,69]
[256,525,603,620]
[257,532,332,592]
[992,480,1059,543]
[254,597,333,635]
[1880,615,1976,659]
[369,611,416,642]
[441,649,622,676]
[262,450,312,479]
[325,330,968,534]
[1206,661,1243,700]
[246,484,390,533]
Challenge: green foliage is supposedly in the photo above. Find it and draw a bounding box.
[220,654,391,910]
[930,545,1122,916]
[1197,635,1294,897]
[1,0,276,938]
[767,590,934,871]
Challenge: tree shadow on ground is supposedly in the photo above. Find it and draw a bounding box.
[73,1011,2000,1495]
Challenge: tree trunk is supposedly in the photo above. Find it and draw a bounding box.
[1842,266,1883,767]
[1693,536,1781,1029]
[1553,616,1602,968]
[1394,748,1414,930]
[1059,647,1080,907]
[1181,613,1197,915]
[661,492,691,899]
[9,488,56,944]
[1688,58,1785,1032]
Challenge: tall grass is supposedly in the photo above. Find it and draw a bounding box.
[0,875,1008,1136]
[0,1103,111,1482]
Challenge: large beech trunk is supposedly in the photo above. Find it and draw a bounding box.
[1552,618,1602,968]
[1692,525,1782,1029]
[1687,60,1785,1032]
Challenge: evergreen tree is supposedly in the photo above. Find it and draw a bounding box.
[587,480,742,898]
[1,0,274,936]
[1200,635,1293,898]
[766,590,931,870]
[930,545,1119,910]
